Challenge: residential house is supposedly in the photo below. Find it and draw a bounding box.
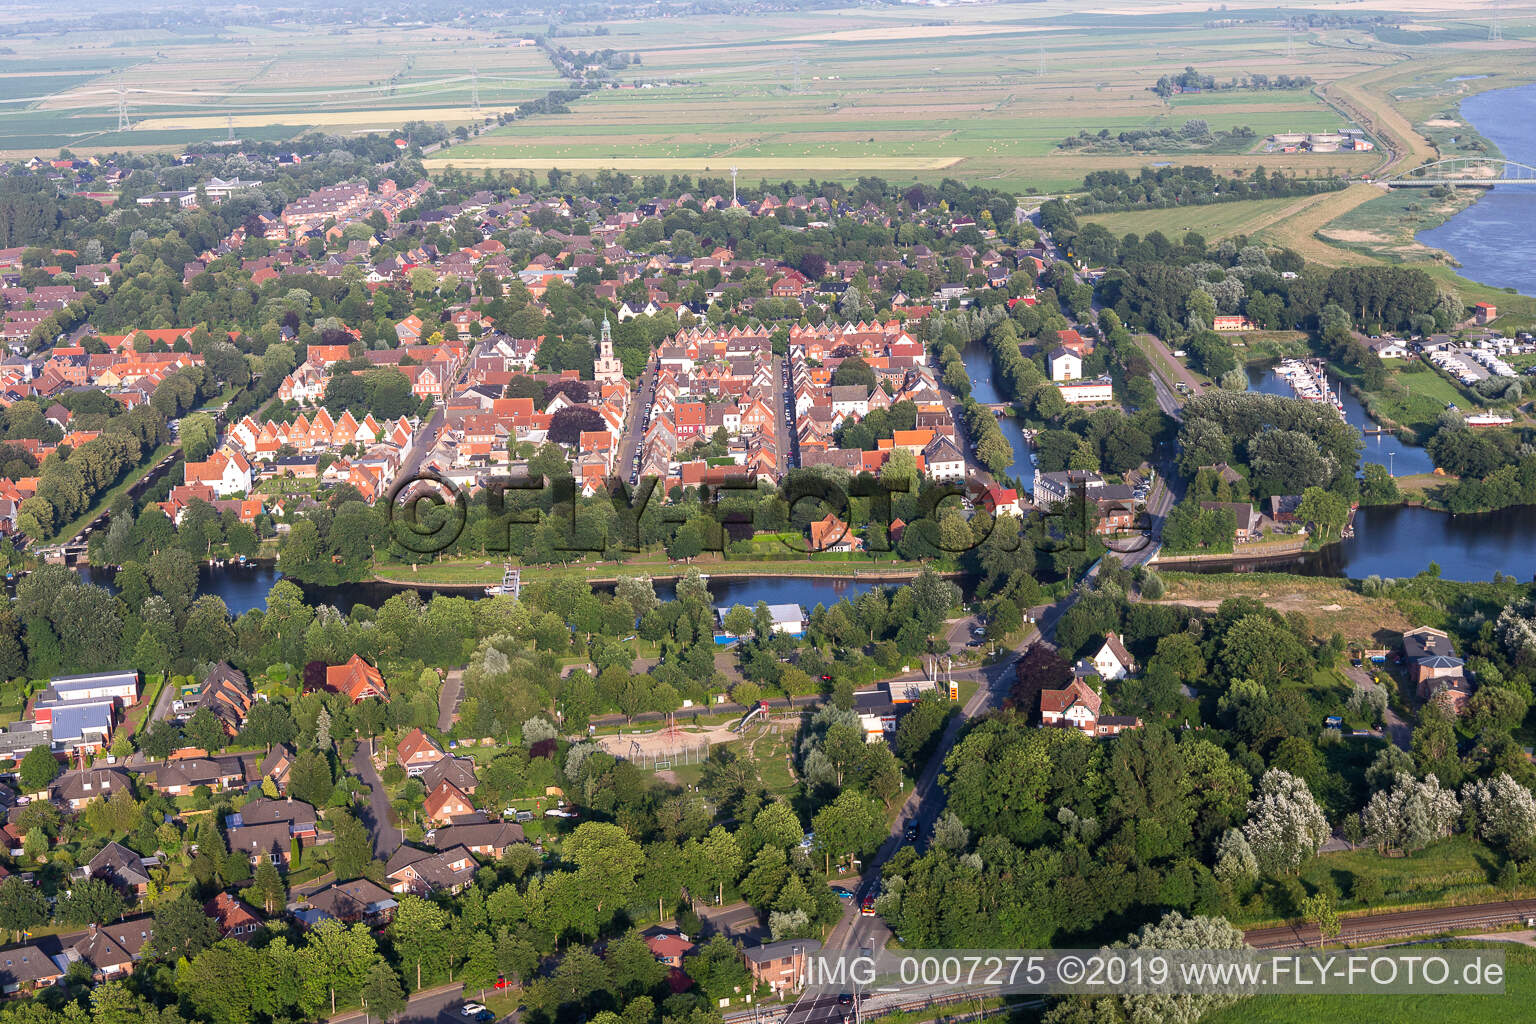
[0,944,63,993]
[226,798,319,865]
[396,728,445,773]
[1200,501,1261,541]
[257,745,296,794]
[49,768,130,810]
[183,450,252,497]
[384,844,477,896]
[196,662,253,735]
[923,434,965,482]
[431,820,526,859]
[294,878,398,927]
[1403,625,1472,710]
[422,780,476,825]
[204,892,264,940]
[644,931,695,968]
[420,756,478,795]
[1091,634,1136,681]
[808,513,861,553]
[1039,679,1141,737]
[742,939,821,996]
[81,840,156,897]
[324,655,387,702]
[72,918,153,978]
[1048,346,1082,382]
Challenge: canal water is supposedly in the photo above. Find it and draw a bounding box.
[961,340,1038,492]
[1417,82,1536,296]
[74,561,883,617]
[1245,362,1436,477]
[1188,503,1536,583]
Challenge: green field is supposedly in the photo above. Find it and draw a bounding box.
[426,1,1383,191]
[1083,197,1315,243]
[1201,944,1536,1024]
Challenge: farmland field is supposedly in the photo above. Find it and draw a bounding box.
[0,23,560,156]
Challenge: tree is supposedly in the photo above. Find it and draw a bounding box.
[361,961,406,1021]
[329,808,376,881]
[1295,486,1349,540]
[1241,768,1329,875]
[253,859,288,914]
[811,790,885,870]
[151,891,222,959]
[0,876,48,942]
[18,745,59,793]
[1462,773,1536,860]
[56,877,125,926]
[1301,890,1340,949]
[1360,772,1458,855]
[1213,828,1258,885]
[684,935,752,1006]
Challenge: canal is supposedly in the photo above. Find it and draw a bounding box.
[74,561,886,617]
[961,340,1038,492]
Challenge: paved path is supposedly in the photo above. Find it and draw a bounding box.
[328,982,466,1024]
[1346,663,1411,750]
[437,668,464,732]
[350,739,403,859]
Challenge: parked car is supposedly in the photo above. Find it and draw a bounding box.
[460,1004,494,1022]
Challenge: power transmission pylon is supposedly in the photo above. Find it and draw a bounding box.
[227,115,234,141]
[791,53,801,92]
[730,165,739,206]
[1489,3,1503,40]
[1038,44,1046,76]
[1287,29,1295,58]
[115,72,130,131]
[470,66,481,113]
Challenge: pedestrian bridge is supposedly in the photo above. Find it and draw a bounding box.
[1382,158,1536,187]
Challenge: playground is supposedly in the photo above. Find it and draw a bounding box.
[594,703,783,770]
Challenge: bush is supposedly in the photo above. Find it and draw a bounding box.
[381,763,406,787]
[1348,872,1385,905]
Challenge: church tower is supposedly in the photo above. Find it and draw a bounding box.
[594,316,624,385]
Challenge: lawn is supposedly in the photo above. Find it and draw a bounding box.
[1201,943,1535,1024]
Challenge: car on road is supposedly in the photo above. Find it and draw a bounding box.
[970,626,986,637]
[966,639,984,648]
[460,1003,494,1021]
[837,994,853,1007]
[860,893,877,916]
[832,886,854,901]
[904,822,920,842]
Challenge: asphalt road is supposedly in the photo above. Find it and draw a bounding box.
[351,739,404,859]
[622,362,654,483]
[328,983,475,1024]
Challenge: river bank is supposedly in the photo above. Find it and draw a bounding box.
[372,560,954,589]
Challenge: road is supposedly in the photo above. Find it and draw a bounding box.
[621,361,654,483]
[437,668,464,732]
[350,739,404,859]
[1244,897,1536,950]
[328,983,475,1024]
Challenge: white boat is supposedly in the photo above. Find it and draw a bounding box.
[1465,411,1514,427]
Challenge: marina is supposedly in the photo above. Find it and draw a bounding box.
[1274,358,1346,417]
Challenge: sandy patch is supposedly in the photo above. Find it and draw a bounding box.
[426,155,964,171]
[1423,118,1461,127]
[1321,228,1395,243]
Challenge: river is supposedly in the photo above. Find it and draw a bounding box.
[73,561,882,617]
[1417,81,1536,296]
[1245,362,1436,477]
[961,340,1038,491]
